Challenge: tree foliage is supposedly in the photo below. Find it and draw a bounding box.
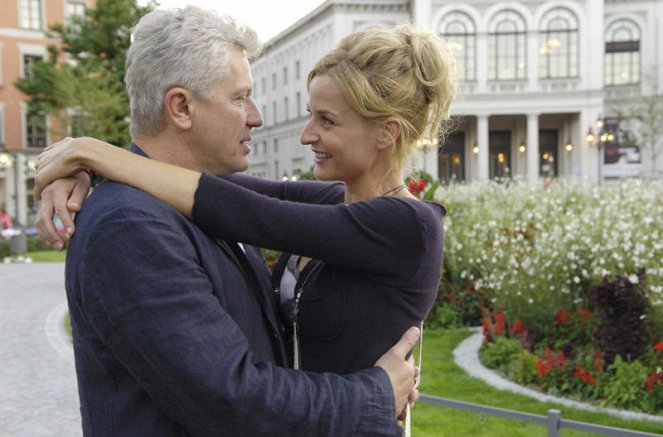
[15,0,154,146]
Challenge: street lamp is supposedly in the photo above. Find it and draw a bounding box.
[0,143,11,168]
[585,117,615,184]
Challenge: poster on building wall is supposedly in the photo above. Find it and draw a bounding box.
[602,145,642,178]
[601,118,642,178]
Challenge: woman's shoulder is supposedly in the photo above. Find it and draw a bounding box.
[363,195,446,224]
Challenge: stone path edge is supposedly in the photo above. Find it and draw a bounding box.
[45,301,74,364]
[452,328,663,424]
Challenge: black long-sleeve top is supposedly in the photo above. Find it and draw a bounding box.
[193,173,445,374]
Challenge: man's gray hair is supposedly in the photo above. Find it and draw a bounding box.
[125,6,261,137]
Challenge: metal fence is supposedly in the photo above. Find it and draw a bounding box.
[420,394,661,437]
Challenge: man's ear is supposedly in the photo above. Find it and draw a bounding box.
[164,87,194,130]
[377,117,401,150]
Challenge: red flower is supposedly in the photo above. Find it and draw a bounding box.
[646,370,663,392]
[574,365,596,385]
[555,308,570,326]
[494,311,505,336]
[545,348,554,371]
[576,307,592,324]
[655,342,663,352]
[536,356,547,378]
[407,179,427,196]
[511,319,522,335]
[593,352,603,373]
[555,350,565,368]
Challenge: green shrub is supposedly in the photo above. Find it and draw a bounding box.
[425,303,460,329]
[0,240,8,257]
[480,336,522,370]
[602,357,649,411]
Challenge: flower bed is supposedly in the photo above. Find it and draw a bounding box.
[429,178,663,414]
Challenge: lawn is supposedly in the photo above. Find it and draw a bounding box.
[28,250,66,262]
[412,329,663,436]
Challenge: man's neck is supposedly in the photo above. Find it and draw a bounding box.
[132,133,197,171]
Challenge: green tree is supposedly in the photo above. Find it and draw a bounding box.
[15,0,154,146]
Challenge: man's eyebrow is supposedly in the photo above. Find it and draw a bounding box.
[234,86,252,96]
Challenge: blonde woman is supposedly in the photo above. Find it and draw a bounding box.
[36,25,457,377]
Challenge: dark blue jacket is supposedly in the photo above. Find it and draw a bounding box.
[65,146,397,436]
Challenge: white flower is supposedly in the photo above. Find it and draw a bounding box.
[573,276,580,284]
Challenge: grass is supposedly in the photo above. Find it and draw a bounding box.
[412,329,663,436]
[28,250,66,262]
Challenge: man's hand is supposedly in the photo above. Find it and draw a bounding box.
[374,326,420,418]
[35,171,91,250]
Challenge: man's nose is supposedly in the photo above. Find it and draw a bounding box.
[247,98,263,128]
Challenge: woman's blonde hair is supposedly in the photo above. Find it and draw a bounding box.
[308,24,458,171]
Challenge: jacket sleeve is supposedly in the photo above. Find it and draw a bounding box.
[80,206,398,436]
[194,173,442,280]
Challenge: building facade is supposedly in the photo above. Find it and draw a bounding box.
[249,0,663,183]
[0,0,94,226]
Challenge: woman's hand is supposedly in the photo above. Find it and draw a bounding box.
[34,136,96,199]
[35,172,92,250]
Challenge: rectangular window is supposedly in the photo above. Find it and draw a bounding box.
[20,0,43,30]
[66,1,86,24]
[283,67,288,85]
[0,107,4,146]
[26,111,47,148]
[284,97,289,120]
[0,44,4,86]
[272,73,276,90]
[295,61,301,80]
[69,113,87,137]
[272,101,277,124]
[261,77,266,95]
[22,54,42,79]
[296,91,301,117]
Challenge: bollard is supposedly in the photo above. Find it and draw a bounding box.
[547,409,561,437]
[9,232,27,255]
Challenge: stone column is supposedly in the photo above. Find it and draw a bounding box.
[527,113,540,183]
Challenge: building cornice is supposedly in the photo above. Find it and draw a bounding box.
[261,0,409,51]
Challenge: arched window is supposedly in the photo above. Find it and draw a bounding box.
[438,11,476,82]
[488,10,527,81]
[539,8,578,79]
[605,19,640,86]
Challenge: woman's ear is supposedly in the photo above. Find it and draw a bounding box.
[377,117,401,150]
[164,87,193,131]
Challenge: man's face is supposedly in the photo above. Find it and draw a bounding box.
[188,45,263,175]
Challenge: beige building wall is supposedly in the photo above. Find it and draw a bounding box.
[0,0,95,225]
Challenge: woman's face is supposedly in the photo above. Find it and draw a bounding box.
[300,74,382,184]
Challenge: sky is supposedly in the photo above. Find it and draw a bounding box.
[141,0,327,42]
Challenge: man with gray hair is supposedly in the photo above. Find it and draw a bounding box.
[37,6,417,436]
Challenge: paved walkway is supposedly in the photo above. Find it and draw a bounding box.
[0,263,81,437]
